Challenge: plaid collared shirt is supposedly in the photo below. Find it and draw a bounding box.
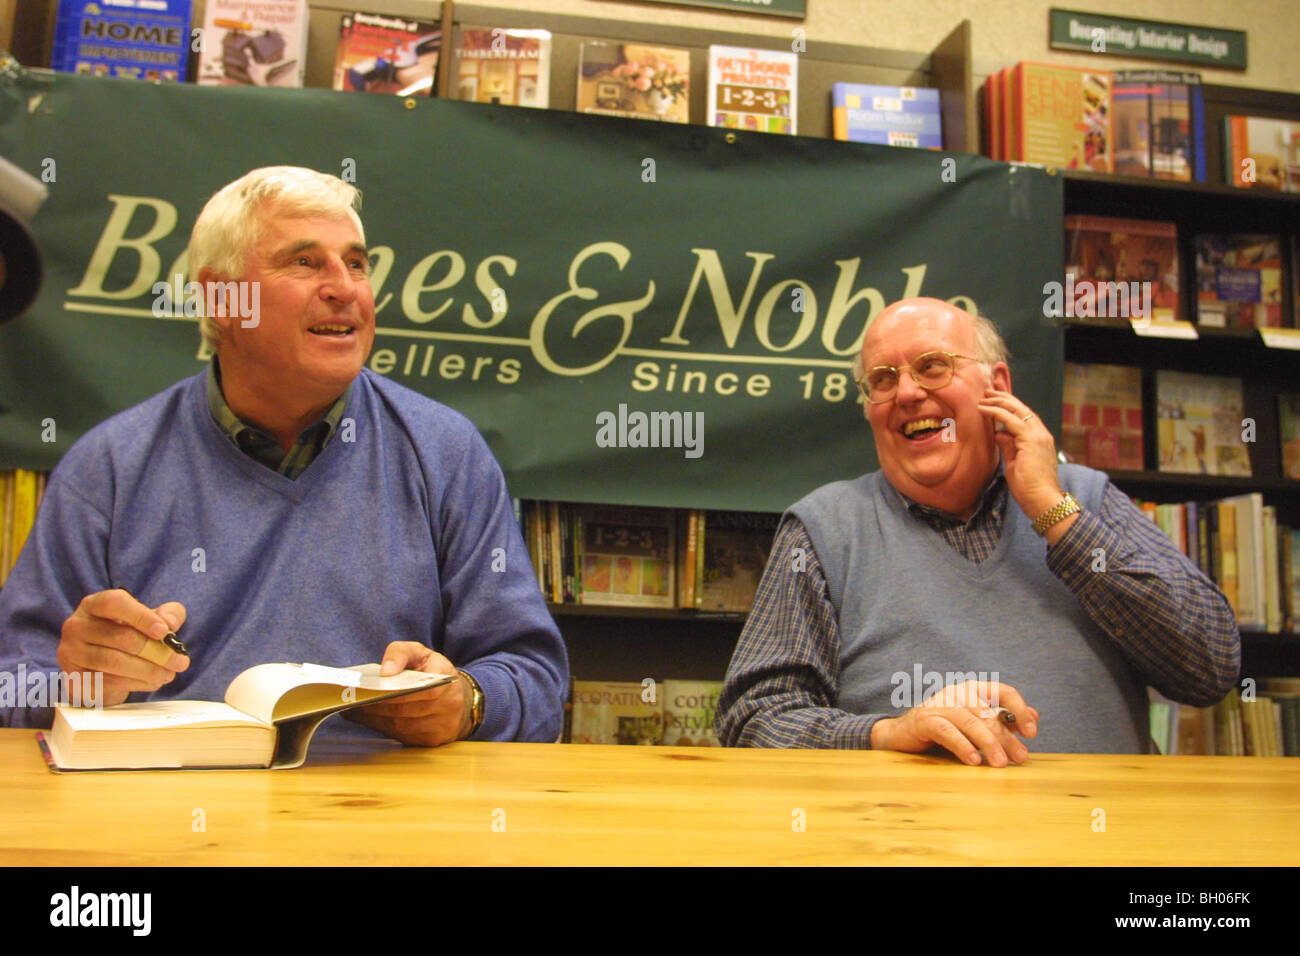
[205,360,352,480]
[897,469,1008,564]
[717,474,1241,749]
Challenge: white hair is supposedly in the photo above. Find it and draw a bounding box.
[186,166,365,351]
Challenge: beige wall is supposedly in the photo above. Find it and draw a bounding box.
[365,0,1296,92]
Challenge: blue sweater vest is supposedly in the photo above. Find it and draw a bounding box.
[789,465,1148,753]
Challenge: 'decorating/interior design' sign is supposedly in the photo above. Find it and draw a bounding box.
[0,71,1062,512]
[1049,8,1246,70]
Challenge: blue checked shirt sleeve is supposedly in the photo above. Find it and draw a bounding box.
[1044,481,1240,706]
[717,517,885,749]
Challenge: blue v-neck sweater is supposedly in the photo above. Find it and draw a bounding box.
[0,369,568,740]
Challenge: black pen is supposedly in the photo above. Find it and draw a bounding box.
[116,586,188,657]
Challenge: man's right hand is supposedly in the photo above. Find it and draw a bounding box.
[869,679,1039,767]
[57,590,190,707]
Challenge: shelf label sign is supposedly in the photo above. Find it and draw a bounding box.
[1049,9,1246,70]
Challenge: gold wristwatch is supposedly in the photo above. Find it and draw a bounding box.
[1032,492,1081,535]
[457,668,485,738]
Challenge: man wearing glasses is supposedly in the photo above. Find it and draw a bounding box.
[717,297,1239,763]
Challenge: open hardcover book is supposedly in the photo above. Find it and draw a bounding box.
[37,662,455,771]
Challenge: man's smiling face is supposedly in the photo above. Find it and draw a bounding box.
[861,299,1009,516]
[218,206,376,398]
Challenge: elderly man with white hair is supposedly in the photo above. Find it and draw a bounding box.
[0,166,568,744]
[717,297,1239,762]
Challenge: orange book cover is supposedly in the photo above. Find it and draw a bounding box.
[1217,500,1239,617]
[1014,62,1112,171]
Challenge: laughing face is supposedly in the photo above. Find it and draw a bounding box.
[206,205,376,418]
[861,299,1009,518]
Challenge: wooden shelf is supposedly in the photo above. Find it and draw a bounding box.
[1102,470,1300,495]
[548,602,745,624]
[1063,169,1300,207]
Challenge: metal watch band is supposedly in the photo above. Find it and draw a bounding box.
[1032,492,1081,535]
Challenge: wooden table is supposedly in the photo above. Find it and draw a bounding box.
[2,729,1297,865]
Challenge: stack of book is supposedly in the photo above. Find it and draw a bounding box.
[0,469,47,587]
[984,64,1209,179]
[567,678,723,746]
[519,502,779,614]
[1149,681,1300,757]
[1135,492,1299,634]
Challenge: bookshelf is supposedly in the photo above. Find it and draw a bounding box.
[1062,84,1300,678]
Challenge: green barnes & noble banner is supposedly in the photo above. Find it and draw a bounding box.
[0,72,1062,513]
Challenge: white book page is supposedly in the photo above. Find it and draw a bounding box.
[55,699,260,731]
[224,662,455,724]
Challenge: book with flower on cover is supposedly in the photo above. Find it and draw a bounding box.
[576,42,690,123]
[453,26,551,107]
[38,663,454,771]
[707,45,797,135]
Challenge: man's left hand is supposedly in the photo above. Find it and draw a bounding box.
[343,641,470,747]
[978,389,1069,522]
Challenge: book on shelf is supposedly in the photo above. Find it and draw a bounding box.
[1061,362,1143,470]
[568,680,663,745]
[1194,234,1285,329]
[1152,685,1299,757]
[1063,215,1180,323]
[576,42,690,123]
[195,0,308,87]
[50,0,192,82]
[1110,70,1204,182]
[830,83,942,148]
[696,510,779,613]
[1280,394,1300,480]
[981,70,1002,160]
[0,469,42,587]
[38,663,454,771]
[453,27,551,108]
[566,679,723,745]
[707,45,797,135]
[1008,62,1112,172]
[572,504,675,609]
[1223,115,1300,193]
[660,679,723,746]
[333,11,440,96]
[1154,370,1251,477]
[1136,490,1300,635]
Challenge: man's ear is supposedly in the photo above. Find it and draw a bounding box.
[195,267,233,338]
[991,362,1012,393]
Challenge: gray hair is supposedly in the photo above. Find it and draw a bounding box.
[187,167,365,351]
